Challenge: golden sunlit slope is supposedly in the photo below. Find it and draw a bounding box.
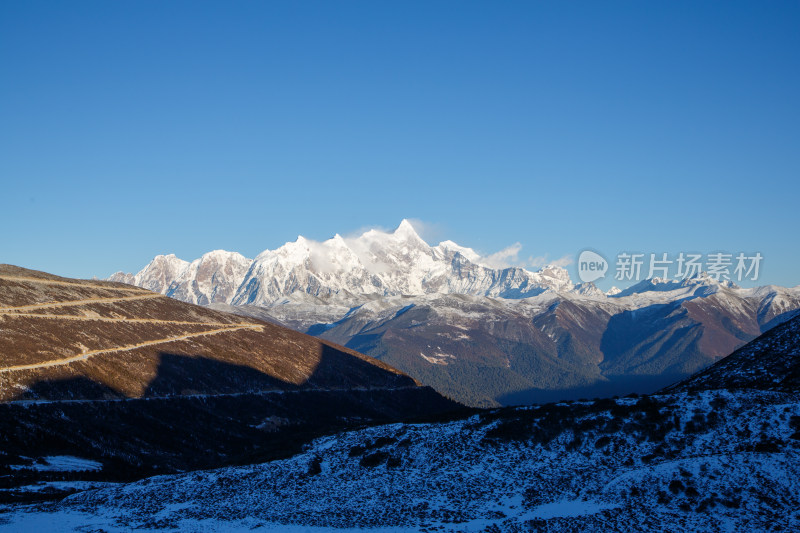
[0,265,415,401]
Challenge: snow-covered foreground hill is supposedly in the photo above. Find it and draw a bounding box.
[3,389,798,532]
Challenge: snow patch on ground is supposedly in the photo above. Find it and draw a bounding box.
[528,499,621,519]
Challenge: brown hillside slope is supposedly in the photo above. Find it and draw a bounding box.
[0,266,464,493]
[0,265,416,402]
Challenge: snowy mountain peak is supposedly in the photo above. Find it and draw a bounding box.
[681,271,740,290]
[571,282,606,297]
[151,253,188,268]
[109,250,250,305]
[435,240,482,263]
[394,219,419,237]
[606,286,622,296]
[357,220,426,249]
[168,250,252,305]
[538,265,572,282]
[110,226,797,311]
[110,221,583,305]
[126,254,190,294]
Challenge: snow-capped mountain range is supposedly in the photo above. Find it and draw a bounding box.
[109,220,800,407]
[109,220,576,306]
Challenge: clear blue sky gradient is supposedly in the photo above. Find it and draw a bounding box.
[2,1,798,288]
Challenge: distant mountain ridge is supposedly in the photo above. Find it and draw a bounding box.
[110,220,576,305]
[109,221,800,406]
[664,312,800,393]
[110,250,252,306]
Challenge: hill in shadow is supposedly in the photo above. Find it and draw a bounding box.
[143,352,296,397]
[1,352,461,495]
[14,377,123,402]
[8,342,420,403]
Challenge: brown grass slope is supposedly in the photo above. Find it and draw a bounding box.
[0,265,417,402]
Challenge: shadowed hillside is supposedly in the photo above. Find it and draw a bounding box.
[0,265,462,499]
[663,312,800,393]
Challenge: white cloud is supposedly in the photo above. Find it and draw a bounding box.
[481,243,525,269]
[479,245,573,270]
[341,224,393,240]
[404,218,445,244]
[343,236,393,274]
[528,254,573,269]
[306,240,338,274]
[340,219,441,245]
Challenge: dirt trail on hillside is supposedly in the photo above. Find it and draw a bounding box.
[0,324,264,373]
[0,293,164,313]
[0,276,146,291]
[0,311,252,327]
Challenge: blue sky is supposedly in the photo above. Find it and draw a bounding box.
[1,1,798,288]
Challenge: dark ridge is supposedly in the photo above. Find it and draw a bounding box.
[143,353,295,397]
[662,313,800,393]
